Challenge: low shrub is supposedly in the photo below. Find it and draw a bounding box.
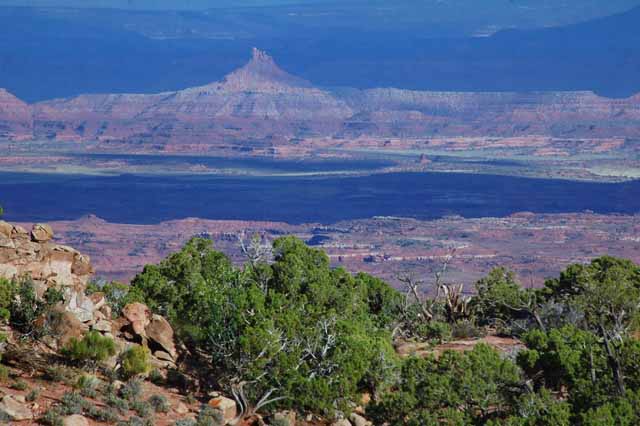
[120,345,151,379]
[148,394,170,413]
[196,406,225,426]
[119,378,143,402]
[75,375,100,398]
[59,392,90,415]
[117,415,154,426]
[0,365,9,382]
[62,331,117,365]
[148,368,164,385]
[40,408,64,426]
[104,392,130,413]
[85,402,121,423]
[414,320,452,343]
[131,400,153,418]
[10,379,28,391]
[26,389,40,402]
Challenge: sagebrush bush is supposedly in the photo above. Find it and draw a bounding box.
[148,394,170,413]
[40,408,64,426]
[119,378,144,402]
[62,331,116,365]
[195,406,225,426]
[75,374,100,398]
[131,400,153,418]
[104,391,130,413]
[59,391,91,415]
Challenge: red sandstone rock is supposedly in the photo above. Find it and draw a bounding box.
[122,302,151,336]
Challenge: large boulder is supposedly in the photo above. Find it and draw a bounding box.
[0,220,13,238]
[208,396,237,424]
[45,307,88,349]
[122,302,151,336]
[349,413,371,426]
[10,225,29,241]
[31,223,54,242]
[146,314,177,360]
[63,414,90,426]
[0,394,34,421]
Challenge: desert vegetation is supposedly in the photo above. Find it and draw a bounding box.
[1,220,640,425]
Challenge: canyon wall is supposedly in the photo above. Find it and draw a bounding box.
[2,49,640,149]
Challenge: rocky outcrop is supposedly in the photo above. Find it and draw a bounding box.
[0,220,178,368]
[0,220,93,294]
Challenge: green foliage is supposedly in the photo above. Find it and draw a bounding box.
[414,319,452,343]
[10,379,28,390]
[0,365,8,382]
[130,236,401,412]
[2,277,64,334]
[120,345,151,379]
[543,256,640,299]
[125,237,640,424]
[473,267,542,333]
[368,344,522,425]
[62,331,117,365]
[148,368,164,385]
[0,278,14,322]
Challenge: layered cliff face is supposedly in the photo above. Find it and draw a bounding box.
[0,88,33,140]
[340,89,640,138]
[3,49,640,147]
[32,48,352,146]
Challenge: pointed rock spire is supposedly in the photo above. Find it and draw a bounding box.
[218,48,311,91]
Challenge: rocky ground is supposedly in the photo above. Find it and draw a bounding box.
[21,212,640,292]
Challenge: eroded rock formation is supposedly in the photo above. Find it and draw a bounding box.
[0,220,178,368]
[2,49,640,149]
